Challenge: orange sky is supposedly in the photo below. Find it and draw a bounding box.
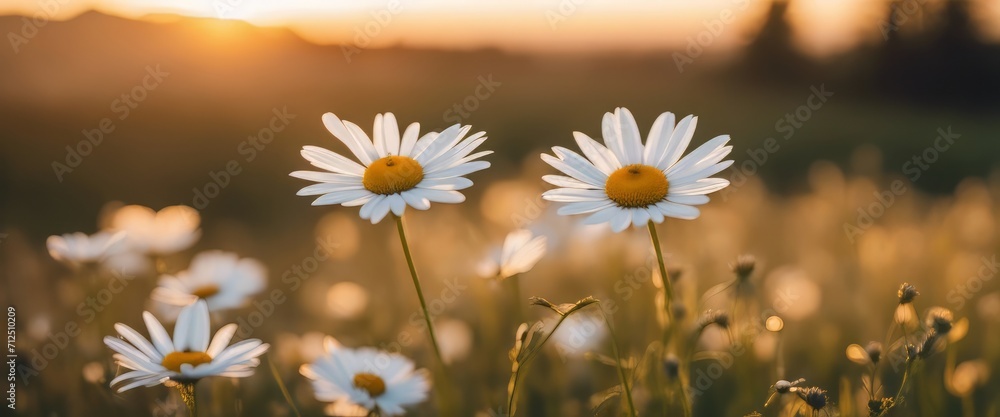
[2,0,998,55]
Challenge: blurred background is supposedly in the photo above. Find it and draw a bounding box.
[1,0,999,416]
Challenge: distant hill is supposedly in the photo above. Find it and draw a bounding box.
[1,9,998,236]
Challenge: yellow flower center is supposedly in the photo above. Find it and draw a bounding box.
[161,351,213,372]
[190,285,220,299]
[605,164,669,208]
[363,156,424,195]
[353,372,387,397]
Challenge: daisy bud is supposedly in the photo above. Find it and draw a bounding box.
[865,341,883,364]
[672,303,688,321]
[774,380,793,394]
[663,355,680,380]
[730,254,756,281]
[897,283,919,304]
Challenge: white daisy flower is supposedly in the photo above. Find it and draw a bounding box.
[46,231,126,265]
[109,205,201,255]
[104,301,269,392]
[478,229,547,280]
[301,337,430,416]
[291,112,492,224]
[541,107,734,232]
[151,250,266,312]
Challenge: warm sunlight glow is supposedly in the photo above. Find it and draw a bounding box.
[2,0,998,51]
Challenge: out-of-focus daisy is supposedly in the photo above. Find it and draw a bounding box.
[325,281,369,319]
[477,229,547,280]
[541,107,733,232]
[290,112,491,224]
[104,301,268,392]
[151,251,266,312]
[436,318,473,365]
[301,337,430,416]
[46,231,125,265]
[110,205,201,255]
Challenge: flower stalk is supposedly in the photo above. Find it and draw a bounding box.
[647,221,692,417]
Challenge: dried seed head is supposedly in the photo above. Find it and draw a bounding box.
[868,397,894,415]
[926,307,954,335]
[663,355,680,380]
[799,387,828,410]
[918,333,942,359]
[898,283,919,304]
[865,341,883,364]
[730,254,756,280]
[905,343,919,361]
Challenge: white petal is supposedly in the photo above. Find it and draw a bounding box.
[114,323,162,362]
[540,153,605,186]
[583,206,620,225]
[556,201,614,215]
[322,113,379,165]
[359,195,386,219]
[572,131,620,174]
[668,160,733,185]
[643,112,675,165]
[388,195,408,216]
[552,146,608,184]
[542,188,608,202]
[601,112,627,165]
[609,209,632,233]
[297,183,365,196]
[401,190,431,210]
[290,170,363,184]
[631,207,650,227]
[412,189,465,204]
[399,122,421,157]
[422,161,490,179]
[665,135,732,176]
[542,175,595,189]
[666,194,710,205]
[300,146,365,176]
[614,108,643,165]
[416,177,474,191]
[207,324,238,358]
[143,312,175,355]
[312,189,372,206]
[655,115,697,169]
[669,178,730,195]
[655,201,701,220]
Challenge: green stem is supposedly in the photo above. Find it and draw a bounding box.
[395,216,446,364]
[177,381,198,417]
[508,313,574,416]
[394,216,454,416]
[267,354,302,417]
[601,307,637,417]
[647,221,691,417]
